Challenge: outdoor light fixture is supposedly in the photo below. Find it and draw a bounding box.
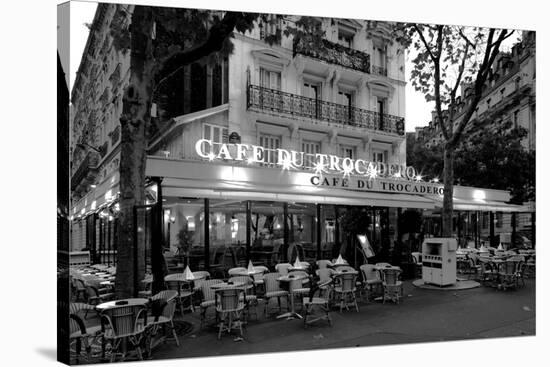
[170,216,176,223]
[90,184,97,189]
[208,152,216,161]
[247,157,255,165]
[161,150,170,158]
[313,161,326,174]
[366,167,378,180]
[281,158,292,170]
[415,175,423,182]
[432,177,440,183]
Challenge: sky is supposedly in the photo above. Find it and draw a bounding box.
[68,1,434,132]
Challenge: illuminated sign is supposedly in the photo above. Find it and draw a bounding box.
[195,139,419,180]
[310,174,444,195]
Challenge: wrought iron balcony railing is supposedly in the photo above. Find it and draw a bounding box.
[293,38,370,74]
[247,84,404,135]
[371,65,388,77]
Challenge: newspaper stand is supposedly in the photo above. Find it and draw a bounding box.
[421,238,457,286]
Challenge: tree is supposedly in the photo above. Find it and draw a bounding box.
[110,5,326,297]
[398,24,515,236]
[406,122,535,204]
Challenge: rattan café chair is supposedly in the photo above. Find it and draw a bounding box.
[69,303,103,364]
[262,272,289,317]
[215,288,246,340]
[101,304,148,362]
[199,279,224,329]
[303,280,334,328]
[146,290,180,348]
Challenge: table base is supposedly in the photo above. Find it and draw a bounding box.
[276,311,303,320]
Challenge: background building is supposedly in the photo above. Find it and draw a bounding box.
[410,31,536,246]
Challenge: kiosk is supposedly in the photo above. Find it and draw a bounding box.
[421,238,457,286]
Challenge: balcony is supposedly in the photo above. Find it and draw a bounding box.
[371,65,388,77]
[293,38,370,74]
[247,84,405,135]
[71,151,100,191]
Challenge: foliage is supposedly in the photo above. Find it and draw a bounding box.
[407,121,535,204]
[399,209,423,234]
[176,226,194,257]
[395,22,515,236]
[406,133,444,179]
[453,121,535,204]
[340,207,371,235]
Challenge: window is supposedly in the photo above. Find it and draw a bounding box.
[260,14,281,45]
[337,28,354,48]
[338,90,354,122]
[203,124,228,154]
[260,68,281,90]
[513,110,520,129]
[339,145,355,160]
[259,133,281,164]
[376,97,387,129]
[372,150,387,163]
[303,82,321,119]
[302,140,321,166]
[302,140,321,154]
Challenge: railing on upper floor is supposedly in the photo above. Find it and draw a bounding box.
[247,84,405,135]
[371,65,388,77]
[293,38,371,74]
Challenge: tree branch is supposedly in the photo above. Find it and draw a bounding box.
[449,29,511,147]
[458,28,476,50]
[413,24,436,61]
[433,25,450,141]
[157,12,245,82]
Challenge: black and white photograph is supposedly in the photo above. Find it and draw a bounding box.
[52,0,541,365]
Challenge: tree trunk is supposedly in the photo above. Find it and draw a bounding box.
[442,146,455,237]
[115,6,153,298]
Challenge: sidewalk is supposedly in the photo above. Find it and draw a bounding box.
[151,278,536,360]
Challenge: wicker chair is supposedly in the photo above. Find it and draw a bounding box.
[215,288,246,339]
[146,290,179,348]
[333,272,359,312]
[84,285,114,318]
[381,268,403,304]
[165,277,194,315]
[360,264,383,302]
[498,260,520,290]
[101,304,148,362]
[72,278,88,302]
[316,260,332,269]
[479,260,497,287]
[228,275,258,320]
[69,303,103,364]
[199,279,224,329]
[303,280,333,328]
[275,263,292,276]
[262,272,289,316]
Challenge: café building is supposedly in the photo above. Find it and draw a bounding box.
[69,17,527,272]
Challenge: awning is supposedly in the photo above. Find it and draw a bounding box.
[426,195,526,212]
[161,177,436,209]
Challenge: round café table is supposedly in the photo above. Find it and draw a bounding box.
[210,281,245,290]
[277,274,307,320]
[95,298,149,312]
